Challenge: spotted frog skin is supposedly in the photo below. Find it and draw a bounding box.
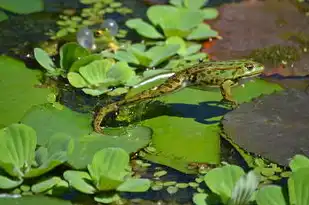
[93,59,265,134]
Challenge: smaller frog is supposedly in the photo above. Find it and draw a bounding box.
[93,59,265,134]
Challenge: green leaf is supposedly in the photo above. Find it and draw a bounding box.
[165,36,187,56]
[0,56,52,127]
[21,104,92,146]
[125,18,164,39]
[63,170,96,194]
[147,44,180,67]
[256,185,287,205]
[203,8,219,20]
[0,0,43,14]
[107,87,129,96]
[204,165,245,203]
[87,148,130,191]
[229,170,260,205]
[60,42,90,70]
[69,54,102,72]
[116,178,151,192]
[107,62,135,84]
[67,126,152,169]
[82,88,111,96]
[169,0,183,7]
[67,72,88,88]
[289,155,309,172]
[183,52,207,61]
[184,0,207,9]
[288,167,309,205]
[185,44,202,56]
[193,193,210,205]
[78,59,113,86]
[147,5,178,27]
[0,173,23,189]
[0,10,8,22]
[187,23,218,40]
[34,48,56,72]
[114,51,140,65]
[94,192,121,204]
[128,46,152,67]
[0,124,37,178]
[31,176,62,193]
[0,196,72,205]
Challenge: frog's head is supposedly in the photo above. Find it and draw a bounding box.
[233,59,265,79]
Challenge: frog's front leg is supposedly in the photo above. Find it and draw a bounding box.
[220,80,238,107]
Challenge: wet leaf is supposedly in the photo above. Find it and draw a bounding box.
[94,192,121,204]
[147,44,180,67]
[69,54,102,72]
[184,0,207,9]
[202,8,219,20]
[67,72,88,88]
[288,167,309,205]
[0,174,23,189]
[193,193,210,205]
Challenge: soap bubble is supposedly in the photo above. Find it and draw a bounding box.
[100,19,118,36]
[76,26,95,49]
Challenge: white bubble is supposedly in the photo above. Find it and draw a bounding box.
[76,26,95,49]
[100,19,119,36]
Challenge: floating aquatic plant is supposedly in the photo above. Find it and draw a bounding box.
[0,124,68,190]
[64,147,151,204]
[67,59,139,96]
[126,0,218,41]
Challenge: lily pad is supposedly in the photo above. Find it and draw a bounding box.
[0,0,43,14]
[20,104,92,146]
[67,126,152,169]
[222,89,309,167]
[129,79,282,173]
[0,56,52,128]
[0,195,72,205]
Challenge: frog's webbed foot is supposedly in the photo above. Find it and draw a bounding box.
[220,80,238,109]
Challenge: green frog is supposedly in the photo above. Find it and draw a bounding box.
[93,59,265,134]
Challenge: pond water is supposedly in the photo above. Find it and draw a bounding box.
[1,0,309,205]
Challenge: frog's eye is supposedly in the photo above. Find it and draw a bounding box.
[94,30,104,37]
[245,63,254,70]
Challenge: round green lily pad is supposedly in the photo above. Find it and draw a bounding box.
[222,89,309,166]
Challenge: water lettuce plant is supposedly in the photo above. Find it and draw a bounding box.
[64,147,151,204]
[256,155,309,205]
[125,0,218,41]
[67,59,139,96]
[0,124,68,189]
[34,42,90,78]
[193,165,261,205]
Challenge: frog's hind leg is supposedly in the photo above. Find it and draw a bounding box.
[220,80,238,107]
[93,102,119,134]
